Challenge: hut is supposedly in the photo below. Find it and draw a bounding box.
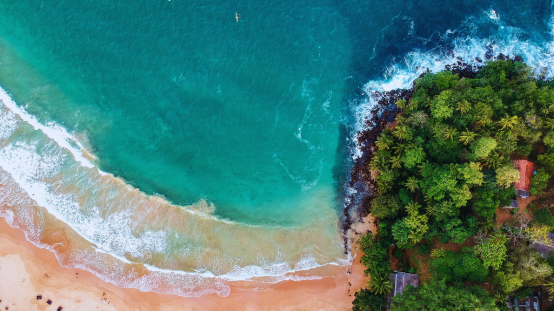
[391,271,419,296]
[513,160,535,199]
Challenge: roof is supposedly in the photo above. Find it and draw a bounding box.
[513,160,534,192]
[392,272,419,296]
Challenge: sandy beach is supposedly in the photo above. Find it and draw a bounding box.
[0,216,372,311]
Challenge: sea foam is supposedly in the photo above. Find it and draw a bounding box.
[0,86,347,297]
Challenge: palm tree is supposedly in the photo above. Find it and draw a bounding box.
[417,161,430,174]
[369,154,387,171]
[459,130,478,145]
[442,127,458,141]
[544,118,554,130]
[393,143,405,156]
[482,152,503,169]
[393,126,409,140]
[497,115,519,130]
[424,204,435,216]
[368,273,393,296]
[405,201,421,216]
[390,156,402,169]
[544,277,554,294]
[493,291,506,303]
[395,99,406,109]
[406,100,418,112]
[477,117,493,127]
[423,193,433,204]
[375,135,392,150]
[405,177,420,192]
[456,100,471,114]
[430,248,445,259]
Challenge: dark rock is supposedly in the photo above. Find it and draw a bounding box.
[514,55,523,62]
[475,57,482,63]
[456,56,463,61]
[498,53,506,60]
[485,52,493,60]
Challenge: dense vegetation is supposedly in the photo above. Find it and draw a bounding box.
[353,60,554,310]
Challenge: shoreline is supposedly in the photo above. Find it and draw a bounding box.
[0,215,373,310]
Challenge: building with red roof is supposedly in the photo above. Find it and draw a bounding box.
[513,160,534,199]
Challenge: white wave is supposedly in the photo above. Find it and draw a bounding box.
[351,9,554,161]
[0,86,95,169]
[0,88,349,296]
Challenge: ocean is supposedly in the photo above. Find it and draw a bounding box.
[0,0,552,297]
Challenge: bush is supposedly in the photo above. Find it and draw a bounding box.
[417,242,431,255]
[533,207,554,228]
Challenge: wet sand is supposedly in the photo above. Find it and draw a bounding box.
[0,215,372,311]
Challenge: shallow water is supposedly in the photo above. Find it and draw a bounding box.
[0,0,553,297]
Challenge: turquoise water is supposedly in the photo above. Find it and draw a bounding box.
[1,0,554,297]
[0,0,351,226]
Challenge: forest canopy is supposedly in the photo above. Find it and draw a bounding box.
[354,60,554,310]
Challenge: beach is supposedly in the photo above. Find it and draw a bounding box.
[0,216,372,311]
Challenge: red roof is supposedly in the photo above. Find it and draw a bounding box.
[513,160,534,191]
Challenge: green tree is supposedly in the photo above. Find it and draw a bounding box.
[393,126,412,140]
[456,100,472,114]
[442,126,458,141]
[474,233,508,270]
[445,217,476,244]
[513,247,553,286]
[359,233,391,277]
[368,273,393,295]
[533,207,554,228]
[406,213,429,244]
[538,150,554,173]
[390,279,499,311]
[390,155,402,169]
[431,200,459,221]
[371,195,403,219]
[459,130,478,145]
[375,134,393,150]
[530,168,550,195]
[431,90,455,120]
[352,289,387,311]
[543,131,554,148]
[473,187,500,218]
[492,262,523,294]
[495,165,520,189]
[405,176,420,193]
[496,115,520,130]
[401,145,426,169]
[392,218,411,249]
[375,169,398,193]
[471,137,497,159]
